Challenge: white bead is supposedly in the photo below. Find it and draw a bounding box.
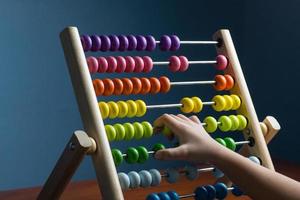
[149,169,161,186]
[128,171,141,189]
[118,172,130,190]
[212,168,224,178]
[248,156,261,165]
[184,165,199,180]
[166,168,180,183]
[139,170,152,188]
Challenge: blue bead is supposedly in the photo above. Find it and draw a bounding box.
[139,170,152,188]
[184,165,199,180]
[212,168,224,178]
[167,191,179,200]
[166,168,180,183]
[158,192,171,200]
[146,193,160,200]
[128,171,141,189]
[117,172,130,190]
[149,169,161,186]
[232,185,244,196]
[214,183,228,199]
[194,186,208,200]
[204,185,216,200]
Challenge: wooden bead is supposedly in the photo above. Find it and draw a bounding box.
[149,169,161,186]
[212,95,226,111]
[123,123,135,140]
[114,123,126,141]
[111,148,123,166]
[178,56,189,72]
[107,101,119,119]
[218,116,232,132]
[133,122,144,139]
[136,146,149,163]
[184,165,198,180]
[135,100,147,117]
[117,101,128,118]
[159,76,171,93]
[214,183,228,199]
[142,121,153,138]
[229,115,240,131]
[215,138,226,147]
[237,115,247,130]
[128,171,141,189]
[152,143,165,152]
[87,56,98,73]
[126,100,137,118]
[223,95,233,111]
[133,56,144,72]
[143,56,153,72]
[93,79,104,96]
[97,57,108,73]
[180,97,194,113]
[139,170,152,187]
[204,116,218,133]
[215,55,228,70]
[112,78,124,95]
[224,137,236,151]
[130,77,142,94]
[230,94,241,110]
[102,78,115,96]
[105,125,116,141]
[214,75,227,91]
[106,56,117,73]
[125,147,139,164]
[98,102,109,119]
[124,56,135,72]
[168,56,181,72]
[224,75,234,90]
[140,77,151,95]
[165,168,179,183]
[121,78,133,95]
[115,56,126,73]
[118,173,130,191]
[191,97,203,113]
[149,77,161,94]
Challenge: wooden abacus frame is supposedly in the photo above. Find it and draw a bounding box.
[37,27,281,200]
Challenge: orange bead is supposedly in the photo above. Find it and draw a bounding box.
[130,77,142,94]
[112,78,124,95]
[159,76,171,93]
[140,77,151,95]
[121,78,133,95]
[93,79,104,96]
[224,75,234,90]
[102,78,115,96]
[213,75,227,91]
[149,77,161,94]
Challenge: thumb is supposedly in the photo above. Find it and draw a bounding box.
[155,145,188,161]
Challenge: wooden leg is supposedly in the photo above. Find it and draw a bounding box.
[37,130,96,200]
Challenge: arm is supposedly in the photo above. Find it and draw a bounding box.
[154,114,300,200]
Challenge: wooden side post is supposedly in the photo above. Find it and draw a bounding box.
[213,30,275,170]
[60,27,124,200]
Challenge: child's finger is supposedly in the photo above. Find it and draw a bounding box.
[176,114,192,123]
[189,115,201,124]
[153,114,181,130]
[154,145,188,161]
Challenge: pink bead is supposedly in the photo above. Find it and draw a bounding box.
[97,57,108,73]
[86,56,98,74]
[178,56,189,72]
[115,56,126,73]
[168,56,181,72]
[215,55,228,70]
[106,56,117,73]
[142,56,153,72]
[124,56,135,72]
[133,56,144,72]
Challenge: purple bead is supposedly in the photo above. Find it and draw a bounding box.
[145,35,156,51]
[127,35,137,51]
[100,35,111,51]
[90,35,101,51]
[136,35,147,51]
[80,35,92,51]
[109,35,120,51]
[170,35,180,51]
[118,35,129,51]
[159,35,172,51]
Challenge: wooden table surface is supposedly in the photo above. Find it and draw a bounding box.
[1,159,299,200]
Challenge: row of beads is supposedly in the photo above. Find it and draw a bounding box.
[215,137,241,151]
[211,94,241,112]
[81,34,185,52]
[147,183,244,200]
[204,115,247,133]
[104,122,153,142]
[111,143,165,166]
[93,75,234,97]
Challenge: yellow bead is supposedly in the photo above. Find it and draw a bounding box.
[231,94,241,110]
[117,101,128,118]
[135,100,147,117]
[180,97,194,113]
[191,97,203,113]
[126,100,137,118]
[223,95,233,111]
[107,101,119,119]
[212,95,226,112]
[98,102,109,119]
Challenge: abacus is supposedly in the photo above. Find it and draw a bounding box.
[38,27,281,200]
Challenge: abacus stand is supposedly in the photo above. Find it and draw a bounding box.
[37,116,280,200]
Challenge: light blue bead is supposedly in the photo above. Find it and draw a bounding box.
[212,168,224,178]
[128,171,141,189]
[248,156,261,165]
[158,192,171,200]
[166,168,180,183]
[146,193,160,200]
[139,170,152,188]
[184,165,199,180]
[167,191,179,200]
[214,182,228,199]
[118,172,130,190]
[149,169,161,186]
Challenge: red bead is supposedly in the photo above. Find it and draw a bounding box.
[93,79,104,96]
[140,78,151,94]
[97,57,108,73]
[215,55,228,70]
[102,78,115,96]
[178,56,189,72]
[124,56,135,73]
[168,56,181,72]
[159,76,171,93]
[87,56,98,73]
[149,77,161,94]
[130,77,142,94]
[142,56,153,72]
[112,78,124,95]
[115,56,126,73]
[133,56,144,72]
[121,78,133,95]
[106,56,117,73]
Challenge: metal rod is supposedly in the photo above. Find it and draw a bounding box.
[179,193,195,199]
[201,122,221,126]
[146,101,215,109]
[153,60,217,65]
[170,80,215,86]
[197,167,214,173]
[155,40,218,44]
[235,141,250,145]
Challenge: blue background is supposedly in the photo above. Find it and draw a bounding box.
[0,0,299,190]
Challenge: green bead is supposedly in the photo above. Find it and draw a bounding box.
[224,137,236,151]
[152,143,165,152]
[229,115,240,131]
[142,121,153,138]
[218,116,232,132]
[203,116,218,133]
[111,148,123,166]
[215,138,226,147]
[136,146,149,163]
[125,147,139,164]
[114,124,126,141]
[237,115,247,130]
[105,125,116,141]
[123,123,135,140]
[133,122,144,140]
[162,126,172,136]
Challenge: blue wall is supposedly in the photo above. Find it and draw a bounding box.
[1,0,296,190]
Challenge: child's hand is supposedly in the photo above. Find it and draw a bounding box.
[153,114,223,163]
